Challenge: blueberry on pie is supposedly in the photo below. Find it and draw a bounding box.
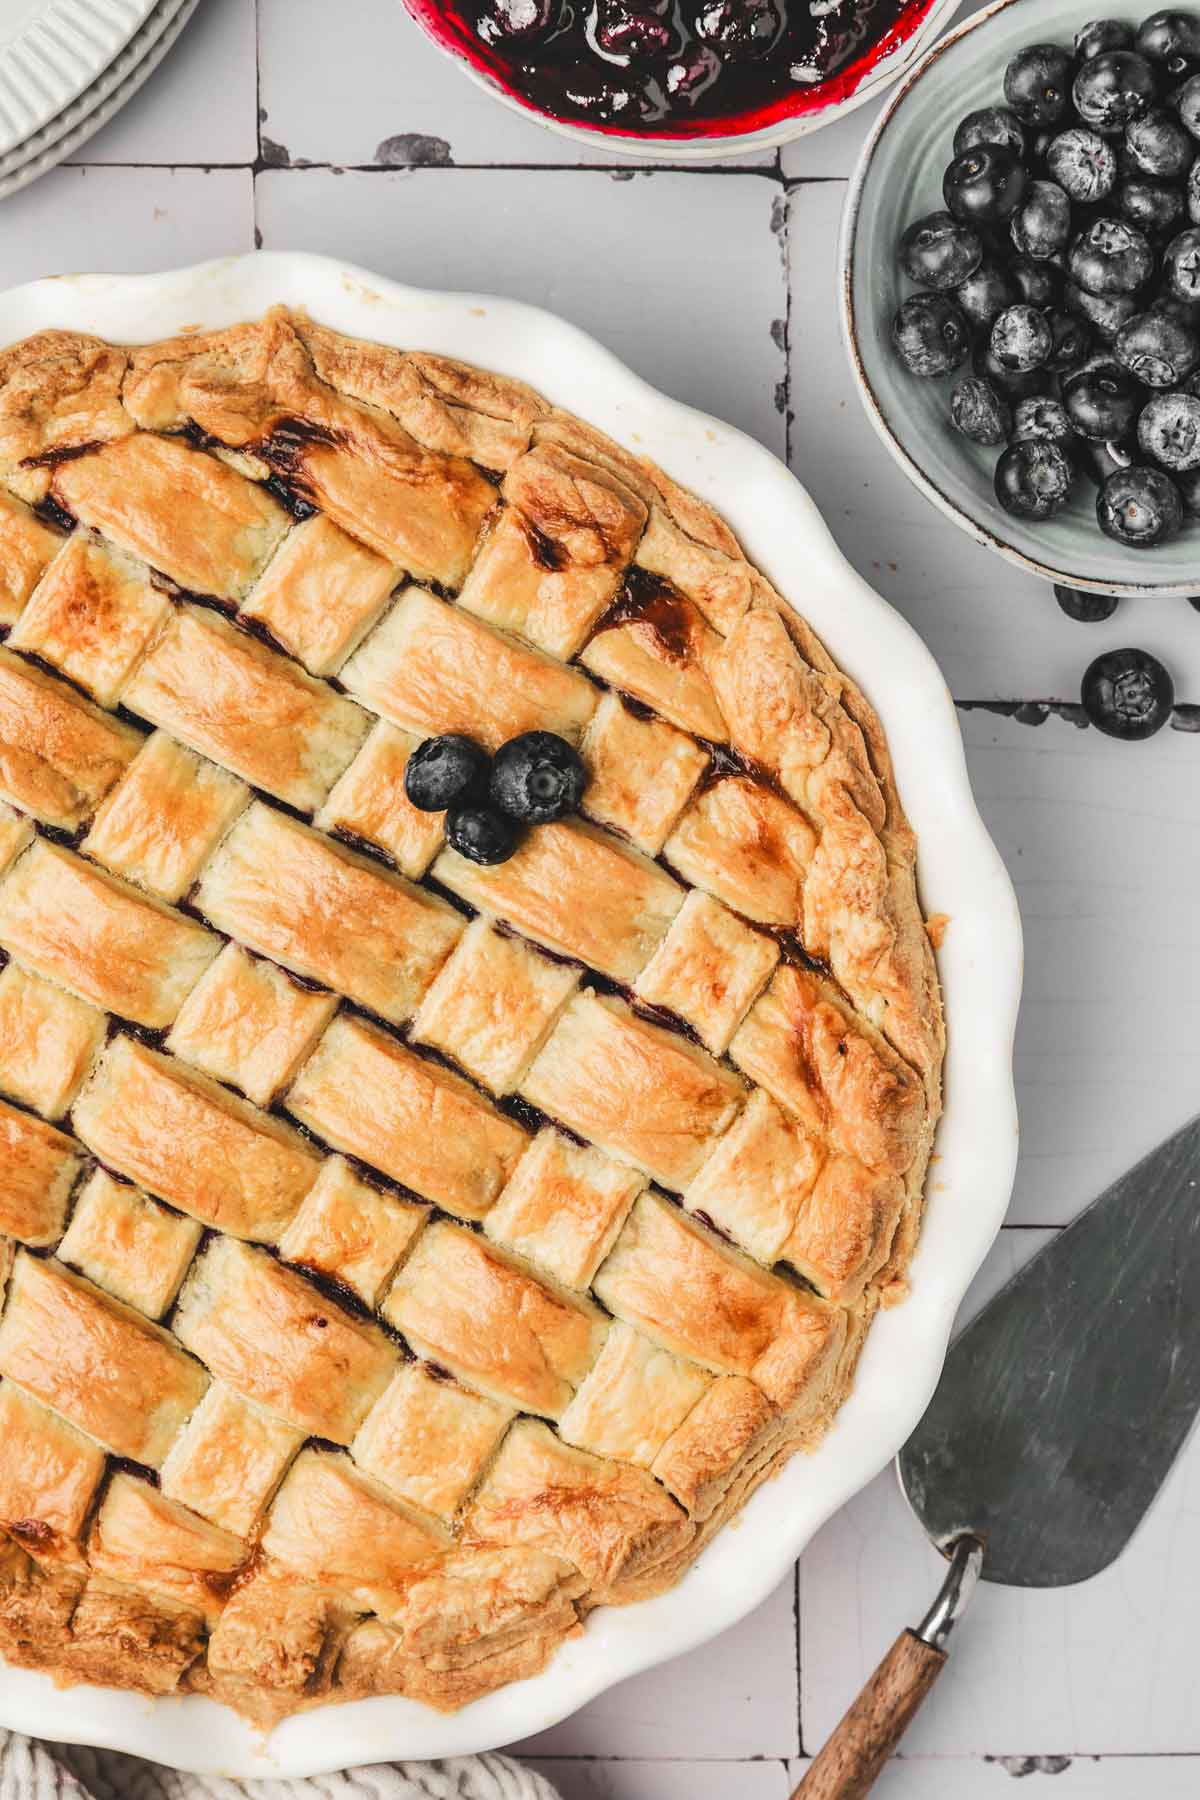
[0,308,942,1726]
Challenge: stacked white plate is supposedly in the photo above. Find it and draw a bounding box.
[0,0,199,200]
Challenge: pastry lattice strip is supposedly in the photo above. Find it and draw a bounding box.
[0,308,942,1723]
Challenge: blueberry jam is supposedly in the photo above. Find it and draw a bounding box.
[403,0,930,139]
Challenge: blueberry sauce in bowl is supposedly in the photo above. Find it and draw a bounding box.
[400,0,946,145]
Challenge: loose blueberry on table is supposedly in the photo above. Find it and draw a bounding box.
[406,0,917,133]
[1054,582,1121,621]
[890,9,1200,547]
[405,729,588,864]
[1081,645,1176,736]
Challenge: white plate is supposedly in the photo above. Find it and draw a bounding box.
[0,0,157,158]
[0,0,196,199]
[0,0,188,180]
[0,253,1022,1778]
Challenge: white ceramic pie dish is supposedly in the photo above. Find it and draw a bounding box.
[0,252,1021,1777]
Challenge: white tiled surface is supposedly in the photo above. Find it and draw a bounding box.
[5,1,1200,1792]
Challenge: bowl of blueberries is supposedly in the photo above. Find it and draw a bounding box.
[843,0,1200,594]
[398,0,963,156]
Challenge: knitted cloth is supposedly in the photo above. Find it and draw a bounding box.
[0,1734,560,1800]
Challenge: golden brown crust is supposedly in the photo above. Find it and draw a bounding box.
[0,645,143,831]
[466,1419,693,1599]
[0,330,133,503]
[0,839,220,1028]
[0,1251,208,1466]
[287,1013,529,1222]
[6,532,170,708]
[0,490,66,625]
[0,1096,83,1245]
[0,306,942,1726]
[382,1221,609,1419]
[174,1239,398,1444]
[73,1035,321,1241]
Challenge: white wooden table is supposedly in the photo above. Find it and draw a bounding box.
[7,0,1200,1791]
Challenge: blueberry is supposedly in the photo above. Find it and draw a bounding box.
[991,303,1053,371]
[1076,434,1140,485]
[943,142,1028,224]
[1004,44,1074,128]
[1075,19,1134,62]
[1065,279,1140,339]
[593,3,674,58]
[950,376,1012,445]
[1189,156,1200,219]
[892,293,970,376]
[558,66,640,118]
[1073,51,1157,134]
[1125,107,1193,176]
[1054,583,1121,620]
[1114,308,1199,384]
[1116,174,1186,232]
[1081,646,1175,736]
[953,105,1028,158]
[1136,11,1200,62]
[1151,284,1200,324]
[664,45,719,101]
[899,211,983,290]
[1010,254,1064,307]
[1163,223,1200,296]
[1068,216,1154,294]
[1138,388,1200,466]
[1177,70,1200,133]
[1013,395,1074,444]
[404,733,491,812]
[1097,465,1185,544]
[1177,464,1200,508]
[994,439,1075,518]
[490,730,587,824]
[1163,68,1198,115]
[974,342,1047,399]
[1044,307,1092,371]
[1011,180,1072,261]
[475,0,557,41]
[1046,127,1117,201]
[445,805,521,864]
[1062,355,1141,438]
[955,261,1017,331]
[693,0,781,60]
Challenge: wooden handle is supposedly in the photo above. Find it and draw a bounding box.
[791,1628,947,1800]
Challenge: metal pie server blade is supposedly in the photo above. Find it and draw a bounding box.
[794,1112,1200,1799]
[900,1108,1200,1587]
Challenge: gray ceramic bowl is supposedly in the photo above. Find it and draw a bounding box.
[841,0,1200,596]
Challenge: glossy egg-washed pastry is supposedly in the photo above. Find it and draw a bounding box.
[0,307,942,1727]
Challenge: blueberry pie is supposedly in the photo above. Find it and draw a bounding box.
[0,307,942,1726]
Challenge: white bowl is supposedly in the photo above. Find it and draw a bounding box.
[400,0,965,163]
[0,252,1022,1777]
[841,0,1200,595]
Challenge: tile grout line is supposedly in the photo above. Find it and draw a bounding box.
[252,0,263,247]
[522,1750,1200,1764]
[66,157,801,176]
[777,156,793,471]
[793,1553,804,1760]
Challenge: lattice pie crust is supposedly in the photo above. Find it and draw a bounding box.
[0,308,943,1726]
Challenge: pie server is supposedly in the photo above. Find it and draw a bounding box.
[793,1109,1200,1800]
